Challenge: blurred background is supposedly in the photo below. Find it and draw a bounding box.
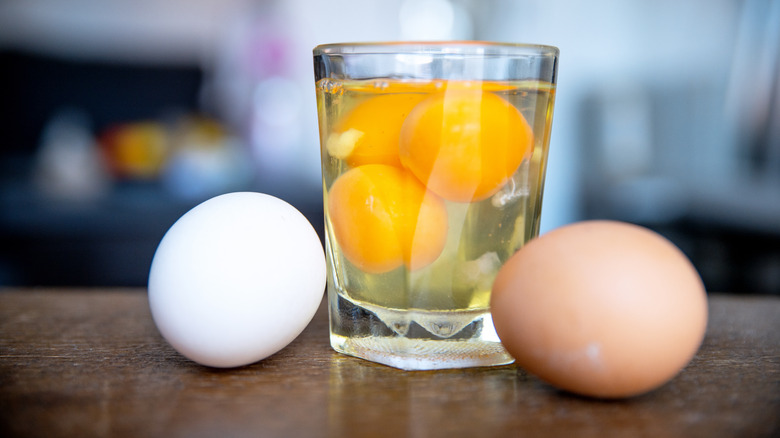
[0,0,777,294]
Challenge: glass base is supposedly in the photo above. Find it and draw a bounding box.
[328,293,514,370]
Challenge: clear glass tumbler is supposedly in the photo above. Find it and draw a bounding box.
[314,42,559,370]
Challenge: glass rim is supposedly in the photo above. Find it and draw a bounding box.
[313,41,559,57]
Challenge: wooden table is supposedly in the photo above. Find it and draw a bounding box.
[1,289,778,438]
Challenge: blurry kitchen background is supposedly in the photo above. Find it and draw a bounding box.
[0,0,778,294]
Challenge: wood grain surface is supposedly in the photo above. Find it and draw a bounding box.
[0,289,778,438]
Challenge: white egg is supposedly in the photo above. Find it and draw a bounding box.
[148,192,326,368]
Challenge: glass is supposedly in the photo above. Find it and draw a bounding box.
[313,41,558,370]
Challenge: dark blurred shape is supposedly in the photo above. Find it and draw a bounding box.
[0,184,193,286]
[0,50,203,156]
[0,50,203,286]
[726,0,780,178]
[0,50,230,286]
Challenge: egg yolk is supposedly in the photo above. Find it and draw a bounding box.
[399,89,534,202]
[326,93,427,167]
[327,164,448,274]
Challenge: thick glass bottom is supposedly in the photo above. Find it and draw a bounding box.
[328,292,514,370]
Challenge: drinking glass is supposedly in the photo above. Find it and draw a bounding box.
[314,41,559,370]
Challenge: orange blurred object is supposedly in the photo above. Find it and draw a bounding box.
[99,121,169,179]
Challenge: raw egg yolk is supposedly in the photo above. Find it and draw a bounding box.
[399,89,534,202]
[327,93,427,167]
[327,164,448,274]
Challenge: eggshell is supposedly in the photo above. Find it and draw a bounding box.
[491,220,708,398]
[148,192,326,368]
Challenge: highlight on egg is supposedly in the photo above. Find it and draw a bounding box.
[490,220,708,399]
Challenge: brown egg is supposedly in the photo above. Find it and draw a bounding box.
[491,220,708,399]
